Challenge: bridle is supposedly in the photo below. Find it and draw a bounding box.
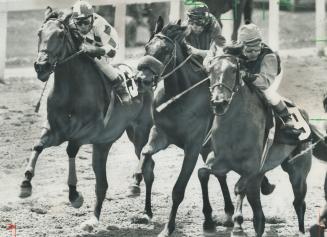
[209,54,241,116]
[145,33,193,83]
[37,19,83,74]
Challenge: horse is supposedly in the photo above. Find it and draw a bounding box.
[201,0,253,41]
[198,54,327,236]
[18,8,155,231]
[309,95,327,236]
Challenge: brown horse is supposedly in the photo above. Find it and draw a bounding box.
[18,8,155,231]
[198,54,327,236]
[134,17,255,236]
[202,0,253,41]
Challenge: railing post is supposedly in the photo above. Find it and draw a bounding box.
[316,0,326,56]
[169,0,181,21]
[114,2,126,62]
[0,10,7,83]
[269,0,279,51]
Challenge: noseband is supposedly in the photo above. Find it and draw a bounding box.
[209,54,241,116]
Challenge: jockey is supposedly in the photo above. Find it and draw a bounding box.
[226,23,301,135]
[71,0,131,104]
[184,2,226,63]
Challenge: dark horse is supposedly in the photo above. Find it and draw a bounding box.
[19,8,155,231]
[135,18,237,237]
[202,0,253,41]
[198,54,327,236]
[309,95,327,237]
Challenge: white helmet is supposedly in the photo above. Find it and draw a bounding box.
[72,0,94,20]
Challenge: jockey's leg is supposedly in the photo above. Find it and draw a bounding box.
[262,88,301,134]
[94,58,131,104]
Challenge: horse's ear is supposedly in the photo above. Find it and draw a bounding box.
[44,6,53,20]
[154,16,164,34]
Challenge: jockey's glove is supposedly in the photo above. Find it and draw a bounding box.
[240,70,257,83]
[81,44,106,58]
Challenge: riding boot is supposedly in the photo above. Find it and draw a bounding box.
[111,75,131,105]
[274,101,301,135]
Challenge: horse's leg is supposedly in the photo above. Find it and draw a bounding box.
[232,176,247,236]
[81,142,112,232]
[198,165,215,233]
[139,126,169,220]
[281,150,311,235]
[19,125,55,198]
[319,171,327,227]
[214,174,235,227]
[232,0,246,42]
[126,123,151,197]
[159,143,202,237]
[246,176,265,237]
[66,141,84,208]
[243,0,253,24]
[261,175,276,195]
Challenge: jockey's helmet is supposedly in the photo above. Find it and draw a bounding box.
[238,24,262,61]
[238,23,262,46]
[72,1,94,20]
[72,1,94,34]
[186,2,211,27]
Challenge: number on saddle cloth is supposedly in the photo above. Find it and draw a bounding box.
[288,107,311,140]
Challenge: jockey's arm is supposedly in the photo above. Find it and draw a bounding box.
[94,16,119,58]
[252,54,278,90]
[242,54,278,90]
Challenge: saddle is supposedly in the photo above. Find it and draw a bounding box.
[262,98,311,146]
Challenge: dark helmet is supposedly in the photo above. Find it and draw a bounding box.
[72,0,94,20]
[187,2,211,26]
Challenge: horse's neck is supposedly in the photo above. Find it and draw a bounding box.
[222,85,266,128]
[163,49,206,97]
[53,56,106,99]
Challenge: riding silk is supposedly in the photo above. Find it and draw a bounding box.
[76,13,119,59]
[185,13,226,63]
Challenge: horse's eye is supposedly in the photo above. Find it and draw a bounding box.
[37,29,42,37]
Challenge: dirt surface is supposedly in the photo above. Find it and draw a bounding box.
[0,53,326,237]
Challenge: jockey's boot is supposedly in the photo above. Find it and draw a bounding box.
[112,75,132,105]
[274,101,301,135]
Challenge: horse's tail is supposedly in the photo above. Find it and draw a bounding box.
[310,123,327,162]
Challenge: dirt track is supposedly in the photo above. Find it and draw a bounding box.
[0,55,327,237]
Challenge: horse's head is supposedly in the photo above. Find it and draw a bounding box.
[208,55,241,115]
[136,17,187,88]
[34,7,77,82]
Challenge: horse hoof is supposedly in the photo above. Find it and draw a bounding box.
[127,185,141,197]
[19,181,32,198]
[223,213,234,227]
[231,227,246,237]
[80,216,99,232]
[158,224,174,237]
[130,213,152,224]
[203,219,216,233]
[261,183,275,196]
[70,192,84,209]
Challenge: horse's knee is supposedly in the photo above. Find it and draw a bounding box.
[198,167,210,182]
[33,144,44,153]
